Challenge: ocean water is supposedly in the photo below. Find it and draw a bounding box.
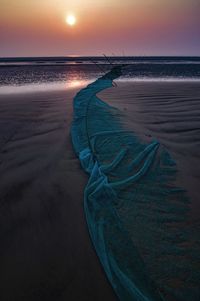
[0,56,200,93]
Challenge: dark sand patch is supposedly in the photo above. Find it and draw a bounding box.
[0,89,117,301]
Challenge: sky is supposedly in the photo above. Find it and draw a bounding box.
[0,0,200,57]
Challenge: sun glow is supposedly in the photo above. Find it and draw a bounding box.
[66,14,76,26]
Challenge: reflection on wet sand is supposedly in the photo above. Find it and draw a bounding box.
[0,78,92,94]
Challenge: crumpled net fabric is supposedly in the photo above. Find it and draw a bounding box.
[71,66,200,301]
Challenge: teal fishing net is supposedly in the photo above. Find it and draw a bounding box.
[71,66,200,301]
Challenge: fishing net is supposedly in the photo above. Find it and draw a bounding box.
[71,66,200,301]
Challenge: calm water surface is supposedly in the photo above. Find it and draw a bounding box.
[0,56,200,93]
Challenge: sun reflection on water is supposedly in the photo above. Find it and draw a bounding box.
[66,79,90,89]
[0,78,91,94]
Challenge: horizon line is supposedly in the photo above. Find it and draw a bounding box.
[1,55,200,60]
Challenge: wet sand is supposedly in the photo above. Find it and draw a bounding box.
[0,81,200,300]
[0,88,117,301]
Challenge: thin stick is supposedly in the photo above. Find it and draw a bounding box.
[103,54,118,87]
[103,54,113,66]
[90,58,106,74]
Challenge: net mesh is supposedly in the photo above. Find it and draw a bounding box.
[71,66,200,301]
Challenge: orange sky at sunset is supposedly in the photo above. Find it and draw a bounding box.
[1,0,200,57]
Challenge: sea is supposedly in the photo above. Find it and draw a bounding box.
[0,56,200,93]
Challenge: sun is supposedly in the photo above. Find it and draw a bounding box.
[66,14,76,26]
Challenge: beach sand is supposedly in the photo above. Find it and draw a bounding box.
[0,88,116,301]
[0,81,199,300]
